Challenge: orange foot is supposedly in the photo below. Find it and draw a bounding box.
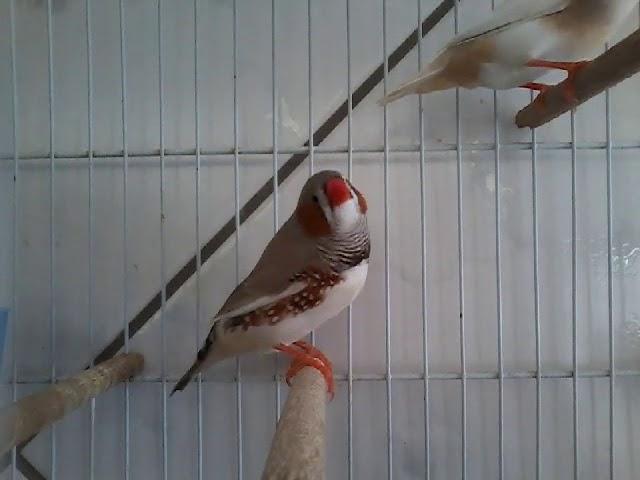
[526,59,591,103]
[520,82,551,108]
[275,341,335,400]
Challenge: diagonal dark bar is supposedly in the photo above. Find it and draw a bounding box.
[11,1,455,478]
[16,455,47,480]
[0,437,39,479]
[0,454,56,480]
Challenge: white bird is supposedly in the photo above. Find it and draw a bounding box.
[379,0,638,105]
[171,171,370,398]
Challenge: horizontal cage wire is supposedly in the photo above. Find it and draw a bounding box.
[1,0,640,479]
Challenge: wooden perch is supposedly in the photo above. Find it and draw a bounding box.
[262,367,327,480]
[0,352,144,456]
[516,29,640,129]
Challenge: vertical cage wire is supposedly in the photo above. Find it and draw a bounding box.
[416,0,430,478]
[157,0,169,477]
[193,0,205,478]
[605,72,616,480]
[604,36,618,480]
[307,0,316,348]
[307,0,314,177]
[381,0,393,478]
[271,0,282,419]
[453,3,467,479]
[345,0,354,476]
[232,0,244,476]
[570,110,579,480]
[85,0,96,478]
[9,0,18,478]
[271,0,279,234]
[193,0,204,478]
[491,1,504,478]
[45,0,57,476]
[117,0,131,477]
[530,91,542,480]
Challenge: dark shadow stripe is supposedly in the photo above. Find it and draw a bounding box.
[16,453,47,480]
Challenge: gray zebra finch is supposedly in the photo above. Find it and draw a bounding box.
[172,170,370,399]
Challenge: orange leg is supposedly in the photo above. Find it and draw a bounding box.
[526,59,589,72]
[526,59,591,103]
[519,83,551,108]
[520,82,550,93]
[275,342,335,400]
[292,341,332,370]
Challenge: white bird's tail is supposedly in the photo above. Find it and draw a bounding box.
[377,68,451,106]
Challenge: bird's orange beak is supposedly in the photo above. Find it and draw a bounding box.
[324,177,352,209]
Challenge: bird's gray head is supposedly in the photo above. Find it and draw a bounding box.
[295,170,368,237]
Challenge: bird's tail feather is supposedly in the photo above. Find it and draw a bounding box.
[170,337,215,396]
[377,69,450,106]
[170,362,201,396]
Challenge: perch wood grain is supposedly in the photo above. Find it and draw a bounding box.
[262,367,328,480]
[0,352,144,456]
[516,29,640,129]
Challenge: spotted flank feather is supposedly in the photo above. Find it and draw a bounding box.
[223,268,342,333]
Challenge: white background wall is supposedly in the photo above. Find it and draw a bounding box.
[1,0,640,478]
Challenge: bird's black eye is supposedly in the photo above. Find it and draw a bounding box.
[312,195,319,203]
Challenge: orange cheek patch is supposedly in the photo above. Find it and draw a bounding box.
[356,191,367,214]
[354,188,367,214]
[346,180,367,214]
[296,203,331,237]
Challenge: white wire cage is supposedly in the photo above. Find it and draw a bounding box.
[1,0,640,479]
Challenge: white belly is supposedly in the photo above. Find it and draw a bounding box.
[477,16,613,90]
[217,262,369,356]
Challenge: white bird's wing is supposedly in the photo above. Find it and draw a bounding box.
[451,0,571,46]
[378,0,572,104]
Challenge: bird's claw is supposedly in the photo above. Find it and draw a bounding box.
[292,341,332,369]
[276,341,335,401]
[525,59,590,105]
[520,82,551,109]
[560,61,589,104]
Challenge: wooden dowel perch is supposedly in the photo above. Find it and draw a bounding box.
[0,352,144,457]
[516,29,640,129]
[262,367,327,480]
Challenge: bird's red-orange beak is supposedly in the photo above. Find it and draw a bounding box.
[324,177,352,209]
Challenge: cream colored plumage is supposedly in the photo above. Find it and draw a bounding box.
[379,0,638,105]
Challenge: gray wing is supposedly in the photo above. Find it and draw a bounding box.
[216,215,324,318]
